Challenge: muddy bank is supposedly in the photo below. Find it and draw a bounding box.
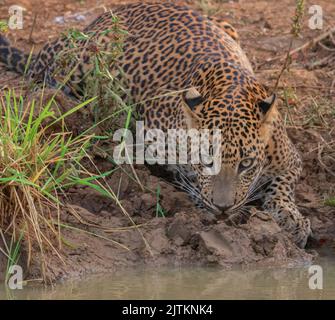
[0,164,315,282]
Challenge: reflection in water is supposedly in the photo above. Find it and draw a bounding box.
[0,256,334,300]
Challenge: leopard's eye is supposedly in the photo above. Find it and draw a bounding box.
[238,157,255,172]
[201,154,214,168]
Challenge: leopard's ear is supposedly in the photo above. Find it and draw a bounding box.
[257,94,276,119]
[183,87,204,111]
[181,87,202,129]
[258,94,277,143]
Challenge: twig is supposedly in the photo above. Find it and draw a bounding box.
[259,26,335,66]
[307,54,335,69]
[317,141,335,178]
[289,27,335,57]
[28,12,38,44]
[276,84,334,90]
[318,41,335,52]
[273,38,293,92]
[330,31,335,46]
[272,0,305,92]
[331,79,335,95]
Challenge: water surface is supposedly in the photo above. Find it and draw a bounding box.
[1,255,334,300]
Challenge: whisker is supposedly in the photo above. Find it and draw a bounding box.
[227,170,266,213]
[248,176,271,198]
[174,166,204,202]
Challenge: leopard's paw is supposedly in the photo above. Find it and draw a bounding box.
[276,207,311,248]
[291,216,311,248]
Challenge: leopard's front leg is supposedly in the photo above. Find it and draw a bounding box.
[262,132,311,248]
[262,174,311,248]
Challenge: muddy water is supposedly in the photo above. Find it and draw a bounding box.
[1,255,335,300]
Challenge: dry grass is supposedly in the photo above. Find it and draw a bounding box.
[0,89,95,281]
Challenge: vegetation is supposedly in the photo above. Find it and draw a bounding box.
[56,13,130,130]
[325,198,335,207]
[0,89,95,281]
[0,21,8,33]
[0,13,138,285]
[0,12,156,285]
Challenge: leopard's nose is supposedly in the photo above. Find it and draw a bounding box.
[214,203,233,212]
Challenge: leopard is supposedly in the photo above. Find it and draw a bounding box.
[0,2,311,247]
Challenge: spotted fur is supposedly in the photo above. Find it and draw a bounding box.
[0,2,311,247]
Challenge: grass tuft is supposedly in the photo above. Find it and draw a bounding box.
[0,20,9,33]
[0,89,94,281]
[325,198,335,207]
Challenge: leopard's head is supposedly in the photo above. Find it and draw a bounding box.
[179,60,278,214]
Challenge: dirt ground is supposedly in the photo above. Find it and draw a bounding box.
[0,0,334,282]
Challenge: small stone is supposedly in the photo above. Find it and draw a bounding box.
[166,213,191,245]
[54,16,65,24]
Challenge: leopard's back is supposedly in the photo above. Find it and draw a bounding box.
[113,2,253,100]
